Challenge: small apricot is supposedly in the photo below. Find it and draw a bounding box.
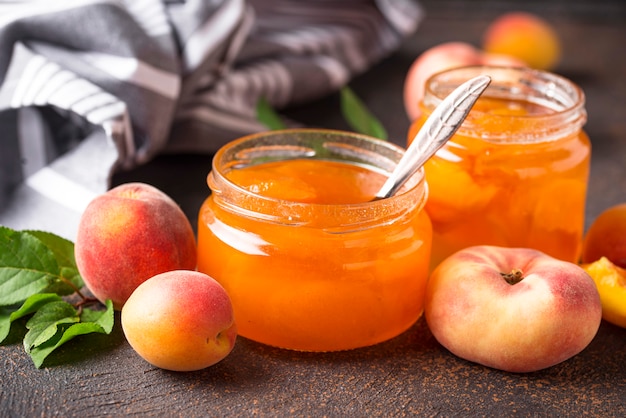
[482,12,561,70]
[121,270,237,371]
[582,203,626,268]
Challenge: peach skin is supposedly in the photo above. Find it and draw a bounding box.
[121,270,237,371]
[75,182,197,310]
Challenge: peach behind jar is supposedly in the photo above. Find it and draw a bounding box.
[197,129,432,352]
[408,65,590,269]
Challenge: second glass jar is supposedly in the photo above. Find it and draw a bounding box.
[408,65,590,269]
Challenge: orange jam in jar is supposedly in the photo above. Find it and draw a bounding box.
[197,129,432,351]
[408,66,590,269]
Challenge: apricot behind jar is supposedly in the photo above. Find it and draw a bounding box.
[582,203,626,268]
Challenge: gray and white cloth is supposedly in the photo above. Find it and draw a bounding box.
[0,0,422,239]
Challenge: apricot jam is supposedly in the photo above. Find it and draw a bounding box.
[197,129,432,351]
[408,66,590,269]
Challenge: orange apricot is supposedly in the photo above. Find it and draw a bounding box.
[482,12,561,70]
[121,270,237,371]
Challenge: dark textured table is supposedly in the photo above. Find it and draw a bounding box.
[3,1,626,416]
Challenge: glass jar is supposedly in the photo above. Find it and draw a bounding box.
[408,66,590,269]
[197,129,432,352]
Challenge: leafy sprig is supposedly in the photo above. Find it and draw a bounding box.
[0,226,113,368]
[340,86,388,140]
[256,86,388,140]
[256,96,287,130]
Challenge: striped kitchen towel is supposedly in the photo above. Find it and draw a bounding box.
[0,0,422,239]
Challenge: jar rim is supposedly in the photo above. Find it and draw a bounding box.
[208,128,428,228]
[422,65,587,143]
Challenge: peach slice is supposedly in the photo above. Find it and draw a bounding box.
[582,257,626,328]
[424,157,497,224]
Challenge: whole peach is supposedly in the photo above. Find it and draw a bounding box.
[480,52,527,67]
[425,245,601,373]
[403,42,525,121]
[404,42,482,121]
[75,182,197,310]
[482,12,561,70]
[582,203,626,268]
[121,270,237,371]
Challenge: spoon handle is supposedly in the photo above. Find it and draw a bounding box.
[375,74,491,200]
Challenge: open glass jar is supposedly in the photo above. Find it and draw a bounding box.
[408,66,590,269]
[197,129,432,351]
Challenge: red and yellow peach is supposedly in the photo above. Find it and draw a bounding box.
[425,245,602,373]
[75,182,197,310]
[403,42,525,120]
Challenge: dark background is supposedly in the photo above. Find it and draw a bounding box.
[3,1,626,416]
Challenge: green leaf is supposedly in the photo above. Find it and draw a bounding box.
[0,226,61,306]
[29,300,115,368]
[57,267,83,294]
[0,227,85,305]
[81,299,114,334]
[25,230,84,294]
[0,293,63,343]
[256,96,287,130]
[0,306,12,343]
[340,86,388,140]
[0,226,116,368]
[24,300,79,352]
[24,230,77,269]
[29,322,103,368]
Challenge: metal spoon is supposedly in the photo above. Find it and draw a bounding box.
[374,74,492,200]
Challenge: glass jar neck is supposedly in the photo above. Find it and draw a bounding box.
[208,129,428,230]
[422,66,587,143]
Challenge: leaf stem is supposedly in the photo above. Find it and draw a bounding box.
[58,276,88,301]
[74,297,101,316]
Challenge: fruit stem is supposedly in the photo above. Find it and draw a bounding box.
[501,269,524,285]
